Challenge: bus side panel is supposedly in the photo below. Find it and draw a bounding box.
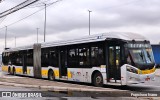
[92,67,107,84]
[53,67,60,79]
[42,66,60,79]
[67,67,107,84]
[41,67,48,78]
[14,66,23,75]
[27,67,34,76]
[13,65,34,76]
[67,68,83,82]
[2,65,8,73]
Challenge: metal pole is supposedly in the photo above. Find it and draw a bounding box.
[88,10,92,35]
[5,26,7,49]
[44,3,46,42]
[37,28,39,43]
[15,36,16,47]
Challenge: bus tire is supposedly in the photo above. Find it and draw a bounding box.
[12,67,16,75]
[48,70,55,81]
[93,72,103,87]
[8,67,11,74]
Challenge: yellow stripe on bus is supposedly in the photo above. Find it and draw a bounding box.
[41,69,48,76]
[67,70,72,78]
[2,66,8,72]
[139,67,155,74]
[15,68,22,74]
[54,70,59,77]
[27,69,31,75]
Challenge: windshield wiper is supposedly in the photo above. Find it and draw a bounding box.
[139,51,144,60]
[147,51,152,61]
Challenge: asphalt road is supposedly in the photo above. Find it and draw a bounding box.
[0,85,138,100]
[0,67,160,99]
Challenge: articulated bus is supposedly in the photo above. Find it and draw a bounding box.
[2,32,155,86]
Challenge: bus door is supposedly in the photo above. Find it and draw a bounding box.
[59,47,67,78]
[107,44,121,83]
[22,51,27,74]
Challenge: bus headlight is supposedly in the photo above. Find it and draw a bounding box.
[138,69,142,74]
[126,66,138,74]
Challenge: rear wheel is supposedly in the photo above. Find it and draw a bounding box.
[48,70,55,81]
[12,67,16,75]
[8,67,11,74]
[93,72,103,87]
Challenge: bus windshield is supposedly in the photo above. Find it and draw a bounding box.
[129,48,154,64]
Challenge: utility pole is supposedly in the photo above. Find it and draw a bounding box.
[88,10,92,35]
[37,28,39,43]
[44,3,46,42]
[15,36,16,47]
[5,26,7,49]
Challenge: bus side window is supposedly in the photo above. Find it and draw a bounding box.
[27,50,33,66]
[49,49,58,67]
[2,53,9,65]
[91,46,104,66]
[79,47,90,67]
[68,48,78,68]
[41,48,50,67]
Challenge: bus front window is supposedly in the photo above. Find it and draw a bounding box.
[145,48,154,63]
[129,49,145,64]
[129,48,154,65]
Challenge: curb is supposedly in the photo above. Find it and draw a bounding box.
[0,81,127,92]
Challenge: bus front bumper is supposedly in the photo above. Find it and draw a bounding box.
[126,72,155,85]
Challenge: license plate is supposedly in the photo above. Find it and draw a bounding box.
[145,77,150,81]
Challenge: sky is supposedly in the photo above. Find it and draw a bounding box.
[0,0,160,53]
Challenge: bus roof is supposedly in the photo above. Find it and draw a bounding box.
[3,32,147,52]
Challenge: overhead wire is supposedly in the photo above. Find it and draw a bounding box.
[0,0,40,18]
[0,0,139,30]
[0,16,7,25]
[0,0,62,30]
[0,0,4,3]
[26,0,54,8]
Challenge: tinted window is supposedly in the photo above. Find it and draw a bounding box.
[41,48,50,67]
[49,48,58,67]
[27,49,33,66]
[68,48,78,68]
[79,47,90,67]
[2,52,9,65]
[91,46,105,66]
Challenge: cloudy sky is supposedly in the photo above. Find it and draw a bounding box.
[0,0,160,53]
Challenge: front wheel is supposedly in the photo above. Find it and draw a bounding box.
[48,70,55,81]
[8,67,11,74]
[93,72,103,87]
[12,68,16,75]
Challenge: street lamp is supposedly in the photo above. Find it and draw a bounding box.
[44,3,46,42]
[88,10,92,35]
[15,36,16,47]
[37,28,39,43]
[5,26,7,49]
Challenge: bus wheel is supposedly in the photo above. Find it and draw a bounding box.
[8,67,11,74]
[12,68,16,75]
[48,70,55,81]
[93,72,103,87]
